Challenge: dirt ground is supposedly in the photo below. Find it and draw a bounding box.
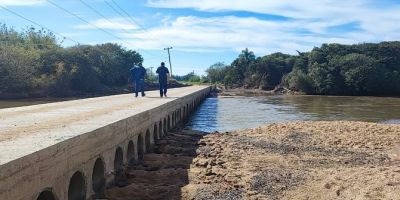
[106,121,400,200]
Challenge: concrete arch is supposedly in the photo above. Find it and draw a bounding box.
[176,110,179,124]
[179,108,183,123]
[176,110,179,123]
[68,171,86,200]
[114,147,124,171]
[184,105,187,121]
[174,110,178,127]
[176,111,178,124]
[92,158,105,194]
[175,110,178,125]
[153,124,158,141]
[167,115,171,130]
[159,121,163,138]
[163,118,167,135]
[170,113,173,126]
[145,129,151,153]
[172,112,175,127]
[172,113,175,128]
[37,189,57,200]
[183,107,186,122]
[137,134,144,160]
[127,141,135,165]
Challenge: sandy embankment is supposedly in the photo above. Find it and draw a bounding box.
[106,121,400,200]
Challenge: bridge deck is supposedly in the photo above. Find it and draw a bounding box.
[0,86,208,166]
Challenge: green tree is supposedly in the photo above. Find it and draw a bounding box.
[339,53,385,95]
[206,62,228,83]
[231,48,256,84]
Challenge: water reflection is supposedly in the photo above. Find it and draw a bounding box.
[186,98,219,132]
[187,95,400,132]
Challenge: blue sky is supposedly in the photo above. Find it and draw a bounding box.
[1,0,400,75]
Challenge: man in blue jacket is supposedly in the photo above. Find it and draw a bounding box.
[130,63,147,97]
[156,62,170,97]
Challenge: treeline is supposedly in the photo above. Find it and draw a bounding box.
[173,71,204,83]
[0,24,142,98]
[206,42,400,96]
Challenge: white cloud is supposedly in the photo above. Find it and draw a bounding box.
[118,15,376,55]
[0,0,45,6]
[74,17,138,30]
[146,0,393,20]
[139,0,400,54]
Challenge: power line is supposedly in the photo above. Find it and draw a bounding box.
[77,0,136,37]
[104,0,170,62]
[47,0,127,43]
[109,0,150,34]
[76,0,162,60]
[107,0,180,69]
[48,0,162,61]
[0,5,80,45]
[0,4,164,63]
[104,0,130,24]
[105,0,171,48]
[0,5,159,63]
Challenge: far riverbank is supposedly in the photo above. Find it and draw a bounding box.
[215,86,400,98]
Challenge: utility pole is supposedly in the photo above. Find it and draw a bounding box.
[164,47,173,76]
[148,67,154,83]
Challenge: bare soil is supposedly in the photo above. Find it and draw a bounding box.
[106,121,400,200]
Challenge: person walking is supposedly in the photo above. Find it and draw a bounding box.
[130,63,147,97]
[156,62,170,97]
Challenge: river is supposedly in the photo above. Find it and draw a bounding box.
[2,95,400,133]
[186,95,400,132]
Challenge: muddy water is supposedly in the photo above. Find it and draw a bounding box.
[187,95,400,132]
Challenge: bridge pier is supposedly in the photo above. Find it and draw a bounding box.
[0,86,210,200]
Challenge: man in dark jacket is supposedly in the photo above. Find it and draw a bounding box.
[156,62,170,97]
[130,63,147,97]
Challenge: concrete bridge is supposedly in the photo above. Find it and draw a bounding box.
[0,86,211,200]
